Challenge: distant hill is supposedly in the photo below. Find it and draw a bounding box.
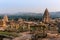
[50,12,60,18]
[0,12,60,20]
[8,12,43,21]
[15,12,60,18]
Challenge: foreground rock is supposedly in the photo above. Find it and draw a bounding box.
[12,32,60,40]
[13,32,32,40]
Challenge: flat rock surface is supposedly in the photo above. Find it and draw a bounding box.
[13,32,32,40]
[13,32,60,40]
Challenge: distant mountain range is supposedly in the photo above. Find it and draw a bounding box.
[0,12,60,19]
[13,12,60,18]
[50,12,60,18]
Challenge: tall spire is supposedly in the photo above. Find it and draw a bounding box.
[3,15,8,22]
[44,8,49,17]
[43,8,51,23]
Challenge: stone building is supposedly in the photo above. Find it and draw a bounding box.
[43,8,51,23]
[3,15,8,22]
[0,19,6,30]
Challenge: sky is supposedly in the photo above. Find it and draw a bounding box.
[0,0,60,14]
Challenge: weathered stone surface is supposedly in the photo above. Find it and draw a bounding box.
[43,8,51,23]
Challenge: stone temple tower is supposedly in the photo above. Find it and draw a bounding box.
[3,15,8,22]
[43,8,51,23]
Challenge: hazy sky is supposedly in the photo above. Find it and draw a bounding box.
[0,0,60,14]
